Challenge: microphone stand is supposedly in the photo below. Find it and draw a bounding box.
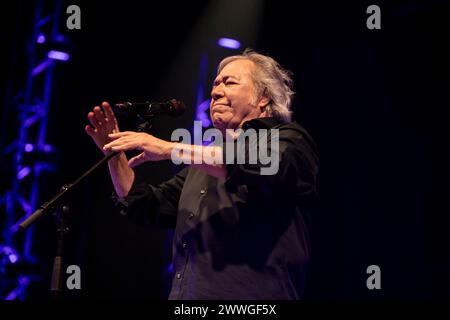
[18,116,153,299]
[19,151,119,231]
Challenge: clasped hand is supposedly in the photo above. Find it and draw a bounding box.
[85,101,173,168]
[103,132,173,168]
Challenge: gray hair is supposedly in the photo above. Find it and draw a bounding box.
[217,49,294,122]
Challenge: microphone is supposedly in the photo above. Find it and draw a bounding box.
[114,99,186,118]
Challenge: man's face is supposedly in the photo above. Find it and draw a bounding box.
[210,59,268,133]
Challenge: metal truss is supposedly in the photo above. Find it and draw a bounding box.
[0,0,69,300]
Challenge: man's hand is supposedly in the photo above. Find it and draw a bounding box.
[85,101,120,155]
[103,132,174,168]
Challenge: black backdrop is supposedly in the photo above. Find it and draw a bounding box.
[1,0,449,299]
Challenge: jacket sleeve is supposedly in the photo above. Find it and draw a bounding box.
[112,166,189,228]
[223,125,319,205]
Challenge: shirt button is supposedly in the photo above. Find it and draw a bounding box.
[182,243,187,249]
[200,189,206,195]
[188,213,194,219]
[176,273,182,279]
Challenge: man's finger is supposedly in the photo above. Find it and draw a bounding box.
[128,152,146,168]
[102,102,116,124]
[104,140,137,152]
[108,132,133,138]
[93,106,105,125]
[85,125,96,136]
[88,112,100,130]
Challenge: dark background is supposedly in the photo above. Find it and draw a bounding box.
[1,0,449,299]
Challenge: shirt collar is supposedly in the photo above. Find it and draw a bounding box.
[241,117,286,130]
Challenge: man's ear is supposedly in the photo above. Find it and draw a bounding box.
[257,93,271,110]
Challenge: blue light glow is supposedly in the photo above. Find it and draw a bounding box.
[24,144,34,152]
[9,253,18,264]
[43,144,53,152]
[218,38,241,49]
[17,167,31,180]
[48,50,70,61]
[32,59,53,76]
[37,34,46,44]
[195,99,212,128]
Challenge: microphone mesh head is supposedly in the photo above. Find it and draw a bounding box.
[113,102,131,114]
[168,99,186,117]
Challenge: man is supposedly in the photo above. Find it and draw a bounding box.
[85,50,319,299]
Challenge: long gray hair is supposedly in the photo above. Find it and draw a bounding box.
[217,49,294,122]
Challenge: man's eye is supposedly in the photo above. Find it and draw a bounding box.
[226,81,236,85]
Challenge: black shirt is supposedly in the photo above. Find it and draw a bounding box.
[114,117,319,299]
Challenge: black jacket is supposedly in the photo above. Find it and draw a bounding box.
[114,117,319,299]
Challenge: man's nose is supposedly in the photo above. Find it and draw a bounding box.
[211,84,224,100]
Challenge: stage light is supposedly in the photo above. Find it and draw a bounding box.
[218,37,241,49]
[8,253,18,264]
[0,246,19,264]
[17,167,31,180]
[36,34,46,44]
[47,50,70,61]
[24,144,34,152]
[31,59,53,76]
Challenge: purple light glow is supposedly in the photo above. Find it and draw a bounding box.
[1,246,19,264]
[32,59,53,76]
[4,276,30,300]
[17,167,31,180]
[43,144,53,152]
[56,35,66,43]
[218,37,241,49]
[195,99,212,128]
[24,144,34,152]
[37,34,46,44]
[48,50,70,61]
[9,253,18,264]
